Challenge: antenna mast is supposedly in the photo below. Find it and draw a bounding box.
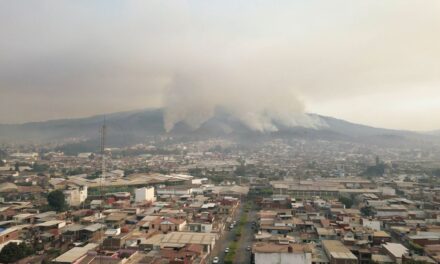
[98,118,106,257]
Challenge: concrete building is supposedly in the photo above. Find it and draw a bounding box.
[63,184,88,207]
[252,242,312,264]
[135,187,156,203]
[144,232,217,253]
[322,240,357,264]
[382,243,408,264]
[362,218,381,231]
[52,243,99,264]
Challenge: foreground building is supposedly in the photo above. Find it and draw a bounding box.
[252,242,312,264]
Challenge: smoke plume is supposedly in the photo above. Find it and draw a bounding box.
[162,67,326,132]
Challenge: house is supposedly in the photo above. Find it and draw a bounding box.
[150,217,186,233]
[373,231,391,245]
[145,232,217,253]
[103,232,130,251]
[61,224,85,242]
[187,222,213,233]
[408,231,440,246]
[35,220,66,236]
[80,223,106,242]
[382,243,408,264]
[13,213,35,224]
[0,227,20,244]
[105,213,128,228]
[52,243,99,264]
[322,240,357,264]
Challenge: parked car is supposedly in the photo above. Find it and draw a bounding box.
[212,257,219,263]
[225,247,230,253]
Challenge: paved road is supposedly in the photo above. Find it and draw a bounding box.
[209,205,242,264]
[234,207,255,264]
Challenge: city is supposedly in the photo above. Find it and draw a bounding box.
[1,1,440,264]
[0,132,439,263]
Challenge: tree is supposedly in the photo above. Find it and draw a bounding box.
[362,163,386,177]
[0,242,33,263]
[339,196,354,209]
[47,190,67,212]
[360,206,375,217]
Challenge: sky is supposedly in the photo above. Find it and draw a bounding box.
[1,1,440,131]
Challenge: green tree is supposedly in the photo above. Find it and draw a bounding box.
[339,196,354,209]
[0,242,33,263]
[360,206,375,217]
[47,190,67,212]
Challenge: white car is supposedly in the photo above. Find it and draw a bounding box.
[212,257,219,263]
[225,247,230,253]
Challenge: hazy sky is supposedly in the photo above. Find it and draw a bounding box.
[1,1,440,131]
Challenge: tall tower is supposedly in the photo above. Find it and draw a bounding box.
[98,118,106,254]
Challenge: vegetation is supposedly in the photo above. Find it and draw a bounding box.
[47,190,67,212]
[249,187,273,198]
[32,163,50,173]
[64,167,85,176]
[224,241,238,264]
[234,165,246,176]
[362,163,386,177]
[0,242,33,263]
[360,206,375,217]
[188,168,203,177]
[87,170,107,179]
[408,241,424,255]
[0,149,6,158]
[339,196,354,209]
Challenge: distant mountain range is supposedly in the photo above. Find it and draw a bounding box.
[0,109,438,151]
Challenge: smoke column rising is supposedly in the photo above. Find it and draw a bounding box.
[162,67,327,132]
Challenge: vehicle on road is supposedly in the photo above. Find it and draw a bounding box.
[246,246,251,251]
[225,247,230,253]
[212,257,219,263]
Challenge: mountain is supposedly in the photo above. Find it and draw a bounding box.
[0,109,438,150]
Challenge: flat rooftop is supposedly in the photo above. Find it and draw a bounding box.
[52,243,99,263]
[161,232,216,246]
[322,240,357,260]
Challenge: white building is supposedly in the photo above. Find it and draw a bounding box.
[64,185,88,207]
[135,187,156,203]
[253,243,312,264]
[362,219,381,231]
[156,187,192,197]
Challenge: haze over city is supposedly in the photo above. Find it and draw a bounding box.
[1,1,440,131]
[2,2,440,264]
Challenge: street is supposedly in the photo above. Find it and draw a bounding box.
[209,201,255,264]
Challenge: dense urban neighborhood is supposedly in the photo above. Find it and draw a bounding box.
[0,136,439,264]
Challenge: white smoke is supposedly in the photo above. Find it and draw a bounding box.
[163,69,327,132]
